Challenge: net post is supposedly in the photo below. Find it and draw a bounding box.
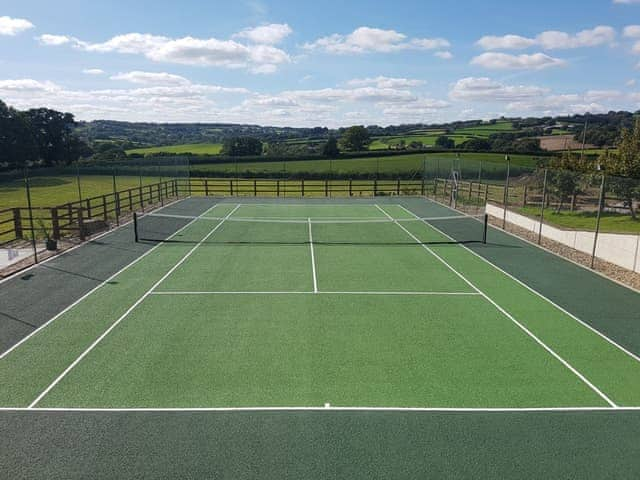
[483,214,488,244]
[133,212,139,243]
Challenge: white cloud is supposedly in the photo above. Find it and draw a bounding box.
[434,50,453,59]
[477,35,536,50]
[626,79,637,86]
[38,31,291,73]
[0,16,34,36]
[111,71,191,86]
[623,25,640,37]
[614,0,640,3]
[471,52,565,70]
[477,26,616,50]
[346,76,425,89]
[233,23,292,44]
[83,68,105,75]
[38,34,73,45]
[584,89,623,101]
[449,77,549,102]
[303,27,449,54]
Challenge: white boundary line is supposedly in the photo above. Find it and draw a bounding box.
[0,196,188,287]
[150,291,481,296]
[0,197,204,360]
[379,204,618,408]
[308,218,318,293]
[1,406,639,413]
[415,199,640,366]
[27,204,241,408]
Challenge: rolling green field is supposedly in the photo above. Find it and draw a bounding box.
[519,206,640,234]
[126,143,223,155]
[190,152,540,178]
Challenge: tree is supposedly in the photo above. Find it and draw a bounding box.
[221,136,263,156]
[25,108,86,165]
[339,126,370,152]
[600,119,640,218]
[435,136,455,149]
[0,100,37,168]
[322,136,339,157]
[545,150,588,212]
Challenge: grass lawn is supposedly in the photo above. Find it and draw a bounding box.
[0,175,165,209]
[126,143,223,155]
[520,206,640,234]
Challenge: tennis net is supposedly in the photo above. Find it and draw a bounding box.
[133,211,489,246]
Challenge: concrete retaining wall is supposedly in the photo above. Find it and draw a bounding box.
[486,203,640,273]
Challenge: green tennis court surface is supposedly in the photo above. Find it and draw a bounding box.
[2,199,640,412]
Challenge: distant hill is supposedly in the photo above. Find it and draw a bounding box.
[74,111,638,153]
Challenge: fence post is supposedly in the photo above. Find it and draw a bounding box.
[277,180,280,197]
[77,208,85,241]
[254,180,257,196]
[538,169,548,245]
[230,179,234,196]
[484,183,489,205]
[522,185,528,207]
[421,177,425,196]
[139,186,145,211]
[591,174,606,269]
[502,156,511,229]
[302,179,305,197]
[51,208,60,239]
[13,208,23,238]
[433,178,438,196]
[102,195,108,221]
[349,179,353,197]
[205,178,209,196]
[373,179,378,197]
[396,179,400,196]
[128,189,133,212]
[325,179,329,197]
[115,191,121,225]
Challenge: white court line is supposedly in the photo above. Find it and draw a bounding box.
[0,197,204,360]
[411,201,640,367]
[379,204,618,409]
[308,218,319,293]
[1,406,639,413]
[27,204,240,409]
[150,291,481,296]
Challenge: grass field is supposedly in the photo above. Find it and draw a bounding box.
[520,206,640,233]
[190,152,541,177]
[127,143,223,155]
[2,198,640,410]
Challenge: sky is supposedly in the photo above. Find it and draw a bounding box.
[1,0,640,127]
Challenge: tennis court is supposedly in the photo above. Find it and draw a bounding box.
[2,197,640,412]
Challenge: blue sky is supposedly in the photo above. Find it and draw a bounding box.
[1,0,640,126]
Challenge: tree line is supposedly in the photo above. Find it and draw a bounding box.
[0,100,90,169]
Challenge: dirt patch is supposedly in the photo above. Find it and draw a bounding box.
[538,134,596,152]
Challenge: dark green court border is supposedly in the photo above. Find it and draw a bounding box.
[2,195,640,478]
[2,410,639,479]
[0,197,215,353]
